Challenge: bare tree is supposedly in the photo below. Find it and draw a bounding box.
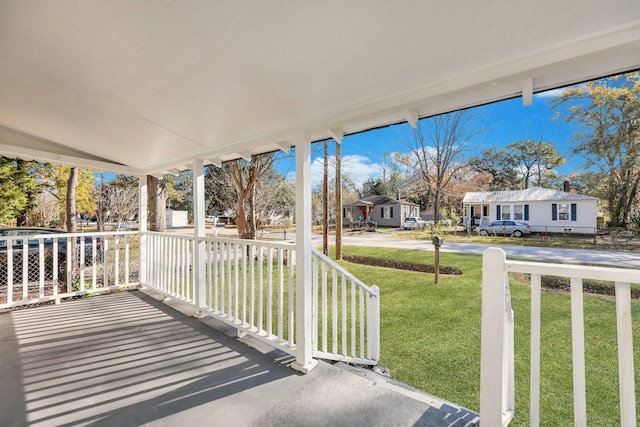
[405,111,485,221]
[104,179,139,230]
[228,153,276,239]
[31,190,59,227]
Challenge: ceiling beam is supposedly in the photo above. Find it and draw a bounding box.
[522,78,534,106]
[403,109,419,129]
[276,141,291,153]
[207,158,222,167]
[329,128,344,144]
[238,151,252,161]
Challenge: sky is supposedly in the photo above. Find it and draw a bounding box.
[280,87,583,190]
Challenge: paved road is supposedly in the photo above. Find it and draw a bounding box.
[253,229,640,269]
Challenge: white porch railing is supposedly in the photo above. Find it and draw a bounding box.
[480,247,638,427]
[0,231,140,310]
[311,248,380,365]
[144,233,380,366]
[203,236,297,352]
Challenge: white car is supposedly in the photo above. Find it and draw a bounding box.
[205,216,217,223]
[403,217,423,230]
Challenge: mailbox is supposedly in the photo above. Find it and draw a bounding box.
[432,236,443,247]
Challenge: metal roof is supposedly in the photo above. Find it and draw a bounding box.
[1,1,640,175]
[462,187,599,203]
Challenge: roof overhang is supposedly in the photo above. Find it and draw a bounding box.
[1,1,639,174]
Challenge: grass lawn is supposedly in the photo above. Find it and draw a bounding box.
[336,246,640,426]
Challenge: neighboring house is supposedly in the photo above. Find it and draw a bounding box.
[343,195,420,228]
[462,187,598,234]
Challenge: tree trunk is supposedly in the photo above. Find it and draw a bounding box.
[247,187,256,239]
[66,167,78,232]
[236,187,249,238]
[147,175,167,231]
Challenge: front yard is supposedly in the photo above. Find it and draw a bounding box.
[338,246,640,426]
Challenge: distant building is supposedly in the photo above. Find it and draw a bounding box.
[462,187,598,234]
[343,195,420,228]
[166,209,188,227]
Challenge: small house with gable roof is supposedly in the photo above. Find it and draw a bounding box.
[462,187,598,234]
[343,195,420,228]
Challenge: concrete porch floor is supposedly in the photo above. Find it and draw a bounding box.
[0,290,479,427]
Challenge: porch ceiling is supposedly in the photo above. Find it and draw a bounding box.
[1,1,639,175]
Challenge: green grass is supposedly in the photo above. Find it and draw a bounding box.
[336,246,640,426]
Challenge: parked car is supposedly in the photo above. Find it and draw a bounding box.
[476,220,531,237]
[205,215,217,224]
[0,227,103,282]
[403,217,423,230]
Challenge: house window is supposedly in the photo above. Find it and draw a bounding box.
[513,205,523,221]
[382,206,392,219]
[499,204,529,221]
[552,203,577,221]
[558,203,570,221]
[501,205,510,220]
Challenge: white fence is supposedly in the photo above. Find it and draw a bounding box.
[480,247,637,426]
[143,233,380,366]
[0,231,140,309]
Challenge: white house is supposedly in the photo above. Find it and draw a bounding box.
[462,187,598,234]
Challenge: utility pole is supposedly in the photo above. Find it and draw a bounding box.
[335,138,342,260]
[322,140,329,255]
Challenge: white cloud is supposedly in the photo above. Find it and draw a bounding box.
[313,154,381,189]
[534,83,585,99]
[287,154,382,190]
[534,88,566,99]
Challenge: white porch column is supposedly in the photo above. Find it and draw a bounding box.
[293,131,318,373]
[193,159,207,314]
[138,175,148,285]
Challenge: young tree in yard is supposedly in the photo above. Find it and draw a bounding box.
[0,157,39,225]
[228,152,277,239]
[404,110,486,221]
[552,72,640,226]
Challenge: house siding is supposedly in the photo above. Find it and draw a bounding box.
[488,200,597,233]
[344,198,420,228]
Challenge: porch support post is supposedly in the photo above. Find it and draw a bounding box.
[193,159,207,315]
[138,175,148,285]
[293,131,318,373]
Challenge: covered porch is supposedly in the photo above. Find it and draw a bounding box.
[1,1,640,424]
[0,289,478,426]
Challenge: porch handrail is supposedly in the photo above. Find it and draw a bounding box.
[311,248,380,365]
[0,230,139,310]
[480,247,638,426]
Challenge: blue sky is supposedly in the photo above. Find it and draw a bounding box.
[281,87,582,189]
